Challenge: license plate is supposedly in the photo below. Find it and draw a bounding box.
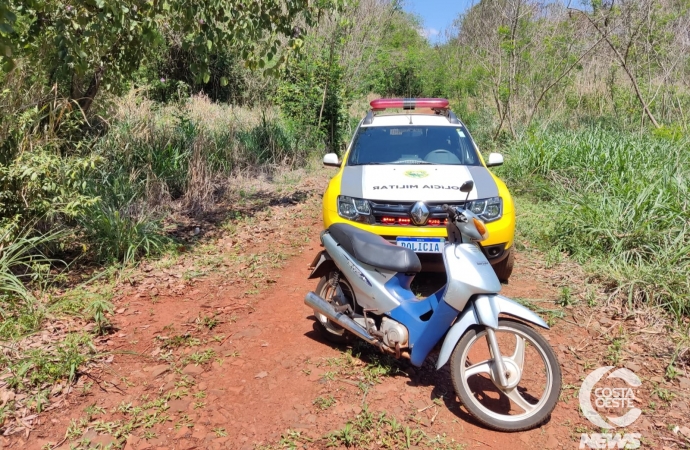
[396,237,445,253]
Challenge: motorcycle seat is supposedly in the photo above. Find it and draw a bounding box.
[328,223,422,273]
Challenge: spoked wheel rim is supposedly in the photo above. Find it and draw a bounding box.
[315,278,355,336]
[458,325,555,423]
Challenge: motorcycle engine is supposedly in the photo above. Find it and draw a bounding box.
[381,317,409,348]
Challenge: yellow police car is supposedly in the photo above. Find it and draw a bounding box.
[321,98,516,281]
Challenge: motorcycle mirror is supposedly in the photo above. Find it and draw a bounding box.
[460,180,474,193]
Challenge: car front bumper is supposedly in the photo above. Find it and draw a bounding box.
[323,207,515,270]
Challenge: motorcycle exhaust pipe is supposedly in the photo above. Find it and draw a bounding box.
[305,291,377,344]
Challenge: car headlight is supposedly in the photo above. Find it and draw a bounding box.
[337,196,373,223]
[467,197,502,222]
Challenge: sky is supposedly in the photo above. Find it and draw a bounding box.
[402,0,475,44]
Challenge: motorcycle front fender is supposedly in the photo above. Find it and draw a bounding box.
[435,294,549,370]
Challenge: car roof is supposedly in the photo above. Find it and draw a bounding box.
[362,114,462,128]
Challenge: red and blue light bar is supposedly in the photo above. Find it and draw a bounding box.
[381,217,448,226]
[370,98,450,111]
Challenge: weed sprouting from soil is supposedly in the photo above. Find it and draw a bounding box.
[197,313,219,330]
[324,407,465,449]
[315,345,404,386]
[313,395,336,411]
[652,385,676,403]
[157,333,199,349]
[557,286,574,307]
[84,297,115,335]
[185,349,216,365]
[3,332,94,391]
[257,407,464,450]
[606,337,625,365]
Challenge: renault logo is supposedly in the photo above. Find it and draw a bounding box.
[410,201,429,225]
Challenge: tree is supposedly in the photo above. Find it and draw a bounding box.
[362,8,428,97]
[321,0,398,97]
[446,0,688,134]
[451,0,529,138]
[0,0,343,113]
[569,2,662,128]
[0,1,15,69]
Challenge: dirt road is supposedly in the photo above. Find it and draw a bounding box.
[6,182,685,450]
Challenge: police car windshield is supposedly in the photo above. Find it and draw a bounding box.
[347,126,482,166]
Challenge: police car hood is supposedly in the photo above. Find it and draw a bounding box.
[340,165,498,201]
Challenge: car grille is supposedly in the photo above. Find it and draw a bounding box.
[369,200,465,226]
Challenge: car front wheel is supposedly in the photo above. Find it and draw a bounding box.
[492,247,514,282]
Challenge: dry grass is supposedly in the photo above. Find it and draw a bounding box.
[182,134,216,214]
[111,91,280,138]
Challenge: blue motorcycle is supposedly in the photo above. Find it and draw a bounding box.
[306,181,561,431]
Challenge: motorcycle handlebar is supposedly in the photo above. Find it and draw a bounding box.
[442,204,467,222]
[442,204,457,218]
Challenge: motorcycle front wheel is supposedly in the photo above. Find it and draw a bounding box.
[450,319,561,432]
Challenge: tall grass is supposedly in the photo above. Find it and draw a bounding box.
[96,93,312,185]
[501,128,690,316]
[0,229,64,338]
[71,93,319,261]
[77,202,171,265]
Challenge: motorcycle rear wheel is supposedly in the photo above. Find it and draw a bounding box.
[312,276,355,344]
[450,319,561,432]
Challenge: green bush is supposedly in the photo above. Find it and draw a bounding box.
[236,114,301,165]
[139,41,259,105]
[74,95,315,264]
[0,106,101,231]
[277,44,348,153]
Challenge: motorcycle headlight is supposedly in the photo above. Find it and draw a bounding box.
[338,196,373,223]
[466,197,502,222]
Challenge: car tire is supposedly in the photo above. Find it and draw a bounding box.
[492,247,514,282]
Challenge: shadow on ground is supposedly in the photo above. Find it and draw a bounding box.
[168,188,315,243]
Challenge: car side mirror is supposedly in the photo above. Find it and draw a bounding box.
[460,180,474,193]
[323,153,341,168]
[486,153,504,167]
